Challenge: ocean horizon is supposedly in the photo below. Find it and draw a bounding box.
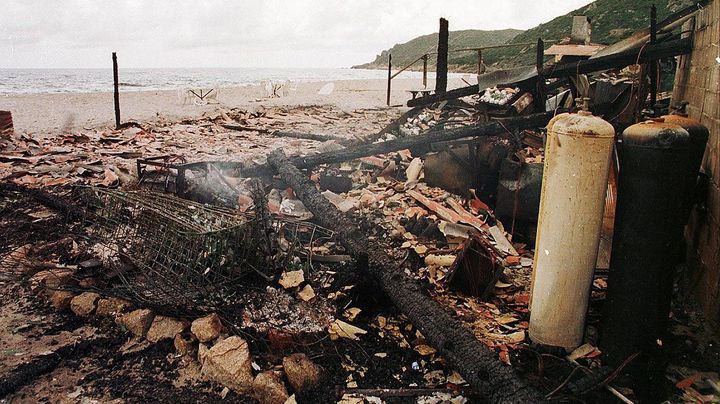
[0,67,463,95]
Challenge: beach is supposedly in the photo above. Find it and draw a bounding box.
[1,77,468,134]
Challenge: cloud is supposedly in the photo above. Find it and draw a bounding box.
[0,0,591,68]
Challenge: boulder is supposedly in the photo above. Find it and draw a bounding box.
[117,309,154,338]
[252,371,289,404]
[95,297,132,317]
[48,290,74,311]
[282,353,322,392]
[201,336,253,393]
[70,292,100,317]
[146,316,189,343]
[191,313,224,342]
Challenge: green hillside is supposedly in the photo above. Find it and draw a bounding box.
[355,0,672,71]
[352,29,522,70]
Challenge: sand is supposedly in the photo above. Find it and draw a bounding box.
[0,78,468,134]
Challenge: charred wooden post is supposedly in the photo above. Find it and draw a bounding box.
[422,54,428,88]
[267,149,544,403]
[112,52,120,130]
[649,5,658,109]
[387,54,392,106]
[435,18,449,94]
[535,38,546,113]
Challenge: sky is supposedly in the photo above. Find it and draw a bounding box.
[1,0,591,69]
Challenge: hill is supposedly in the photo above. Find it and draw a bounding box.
[352,29,522,70]
[355,0,672,71]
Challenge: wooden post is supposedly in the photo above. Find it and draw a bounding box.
[112,52,120,129]
[649,5,658,109]
[386,54,392,106]
[477,50,484,76]
[435,18,449,95]
[535,38,547,112]
[422,54,428,88]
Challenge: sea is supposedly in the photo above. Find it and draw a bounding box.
[0,67,447,95]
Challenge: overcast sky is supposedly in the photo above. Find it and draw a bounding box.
[1,0,591,69]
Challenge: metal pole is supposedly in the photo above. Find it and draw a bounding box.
[386,53,392,106]
[422,54,428,88]
[112,52,120,129]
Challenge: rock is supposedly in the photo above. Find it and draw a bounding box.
[48,290,74,311]
[278,270,304,289]
[198,342,211,366]
[70,292,100,317]
[252,371,289,404]
[95,297,132,317]
[146,316,189,343]
[191,313,224,342]
[174,333,196,356]
[32,269,75,289]
[297,285,315,302]
[201,336,253,393]
[283,353,322,392]
[117,309,155,338]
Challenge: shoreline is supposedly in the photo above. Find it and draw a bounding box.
[0,78,469,134]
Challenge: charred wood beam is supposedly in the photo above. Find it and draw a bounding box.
[0,183,83,220]
[407,37,691,108]
[544,37,691,78]
[291,112,553,169]
[271,130,348,144]
[242,112,555,179]
[267,149,544,403]
[407,85,479,107]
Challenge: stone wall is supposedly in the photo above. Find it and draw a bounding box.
[672,0,720,321]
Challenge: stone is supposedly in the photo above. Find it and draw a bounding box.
[201,336,253,393]
[252,371,289,404]
[95,297,132,317]
[278,270,304,289]
[198,342,211,366]
[32,269,75,289]
[146,316,189,343]
[117,309,155,338]
[191,313,224,342]
[70,292,100,317]
[48,290,74,311]
[282,353,322,392]
[174,333,196,356]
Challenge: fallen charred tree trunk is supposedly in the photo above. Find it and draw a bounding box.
[267,149,544,403]
[245,111,555,178]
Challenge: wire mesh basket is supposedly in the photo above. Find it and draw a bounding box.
[78,187,337,315]
[79,187,276,311]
